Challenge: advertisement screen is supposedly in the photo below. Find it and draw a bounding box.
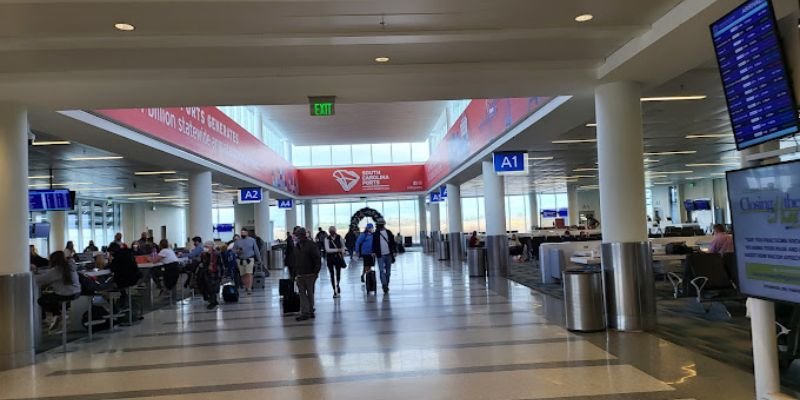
[727,160,800,304]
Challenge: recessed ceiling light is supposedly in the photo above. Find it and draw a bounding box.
[644,151,697,156]
[134,171,177,176]
[32,140,71,146]
[69,156,123,161]
[78,186,125,192]
[375,57,390,63]
[653,170,694,175]
[552,139,597,144]
[28,175,53,179]
[585,123,597,127]
[110,192,161,197]
[640,95,707,102]
[652,181,675,185]
[685,163,739,167]
[711,173,726,176]
[685,133,731,139]
[567,175,597,179]
[527,156,555,161]
[114,23,135,32]
[164,178,189,182]
[575,14,594,22]
[573,167,598,172]
[28,182,92,188]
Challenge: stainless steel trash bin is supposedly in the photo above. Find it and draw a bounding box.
[270,248,284,271]
[562,270,606,332]
[467,247,486,277]
[437,240,450,261]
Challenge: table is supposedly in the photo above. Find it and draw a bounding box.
[570,254,686,266]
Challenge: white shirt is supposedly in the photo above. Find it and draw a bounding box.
[158,248,179,264]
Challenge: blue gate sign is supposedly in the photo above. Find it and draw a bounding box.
[541,209,557,218]
[429,192,444,203]
[277,199,294,209]
[238,187,263,204]
[493,151,528,175]
[439,185,448,198]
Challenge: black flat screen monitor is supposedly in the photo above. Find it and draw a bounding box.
[726,159,800,304]
[710,0,799,150]
[29,189,75,212]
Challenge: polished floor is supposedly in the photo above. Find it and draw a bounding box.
[0,251,758,399]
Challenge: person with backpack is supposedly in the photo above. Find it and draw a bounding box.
[197,241,222,310]
[355,223,376,283]
[372,223,397,293]
[292,227,321,321]
[324,226,346,298]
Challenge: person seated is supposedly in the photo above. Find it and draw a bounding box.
[151,239,180,296]
[708,224,734,254]
[36,251,81,334]
[509,235,523,261]
[63,241,76,260]
[84,240,99,253]
[106,242,141,290]
[30,245,49,270]
[468,231,480,248]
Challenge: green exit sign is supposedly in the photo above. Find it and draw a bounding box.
[309,96,335,116]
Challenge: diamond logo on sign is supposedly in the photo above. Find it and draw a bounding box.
[333,170,360,192]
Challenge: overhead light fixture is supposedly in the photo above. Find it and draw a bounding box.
[69,156,123,161]
[164,178,189,182]
[685,163,739,167]
[573,167,598,172]
[710,172,727,177]
[109,192,161,197]
[32,140,71,146]
[652,181,675,185]
[28,182,92,188]
[585,123,597,127]
[28,175,53,179]
[685,133,731,139]
[551,139,597,144]
[574,14,594,22]
[685,177,706,180]
[134,171,177,176]
[644,150,697,156]
[567,175,597,179]
[527,156,554,161]
[375,57,390,63]
[114,23,135,31]
[644,158,660,163]
[640,95,707,102]
[721,155,741,160]
[653,170,694,175]
[78,186,125,191]
[127,195,184,201]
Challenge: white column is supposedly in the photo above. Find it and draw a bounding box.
[188,171,213,242]
[482,160,508,276]
[0,103,34,369]
[595,81,647,243]
[429,202,441,237]
[304,201,314,232]
[528,192,539,230]
[417,195,428,243]
[48,211,66,254]
[567,184,579,226]
[286,206,297,232]
[254,192,271,243]
[446,183,464,260]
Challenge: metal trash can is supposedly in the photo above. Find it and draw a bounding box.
[270,247,285,271]
[467,247,486,277]
[437,240,450,260]
[562,270,606,332]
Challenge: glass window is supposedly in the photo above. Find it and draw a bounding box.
[331,145,352,166]
[79,200,92,250]
[311,145,332,166]
[411,141,430,163]
[506,195,526,232]
[67,211,79,250]
[398,200,417,240]
[391,143,411,164]
[371,144,391,164]
[318,204,335,231]
[292,146,311,167]
[334,203,352,230]
[351,144,372,164]
[462,197,479,234]
[382,201,400,234]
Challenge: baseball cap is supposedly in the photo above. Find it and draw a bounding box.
[366,223,374,229]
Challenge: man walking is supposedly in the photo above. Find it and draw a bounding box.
[372,222,397,293]
[292,227,321,321]
[232,229,262,295]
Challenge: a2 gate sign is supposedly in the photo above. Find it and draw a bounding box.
[429,191,444,203]
[493,151,528,175]
[238,187,263,204]
[277,199,294,209]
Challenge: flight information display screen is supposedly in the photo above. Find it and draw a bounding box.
[710,0,799,150]
[29,189,74,212]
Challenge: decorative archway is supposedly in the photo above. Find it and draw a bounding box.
[349,207,385,232]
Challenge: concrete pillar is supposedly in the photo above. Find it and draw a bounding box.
[482,160,508,277]
[567,184,579,226]
[528,192,539,231]
[417,195,428,244]
[429,201,441,240]
[595,81,654,331]
[304,200,314,233]
[286,205,297,233]
[446,183,464,261]
[188,171,213,242]
[48,211,66,254]
[254,192,271,243]
[0,104,33,370]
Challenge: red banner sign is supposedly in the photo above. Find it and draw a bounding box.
[424,97,552,188]
[298,165,426,196]
[95,107,298,194]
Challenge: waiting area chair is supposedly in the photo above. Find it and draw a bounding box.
[682,253,742,319]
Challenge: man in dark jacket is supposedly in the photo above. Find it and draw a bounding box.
[292,227,321,321]
[344,228,357,260]
[372,222,397,293]
[107,242,141,290]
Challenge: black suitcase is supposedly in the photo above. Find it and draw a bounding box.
[365,270,377,294]
[279,279,294,296]
[282,291,300,314]
[222,284,239,303]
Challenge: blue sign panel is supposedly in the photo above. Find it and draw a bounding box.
[439,186,448,198]
[215,223,234,233]
[557,208,569,217]
[541,209,557,218]
[711,0,799,150]
[492,151,529,175]
[277,199,294,209]
[238,187,263,204]
[429,192,444,203]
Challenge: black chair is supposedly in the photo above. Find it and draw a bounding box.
[685,253,742,319]
[722,253,739,290]
[530,237,545,261]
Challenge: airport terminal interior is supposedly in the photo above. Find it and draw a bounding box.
[2,0,800,399]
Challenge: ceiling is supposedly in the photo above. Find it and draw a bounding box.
[262,101,447,145]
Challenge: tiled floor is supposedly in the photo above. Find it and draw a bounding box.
[0,252,758,399]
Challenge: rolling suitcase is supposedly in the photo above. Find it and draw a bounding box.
[279,279,294,296]
[222,283,239,303]
[282,291,300,314]
[365,270,377,294]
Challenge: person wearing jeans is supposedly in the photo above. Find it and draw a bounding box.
[291,227,321,321]
[371,222,397,293]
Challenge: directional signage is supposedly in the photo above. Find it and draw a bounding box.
[277,199,294,209]
[439,185,448,199]
[710,0,799,150]
[429,191,444,203]
[238,187,263,204]
[493,151,529,175]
